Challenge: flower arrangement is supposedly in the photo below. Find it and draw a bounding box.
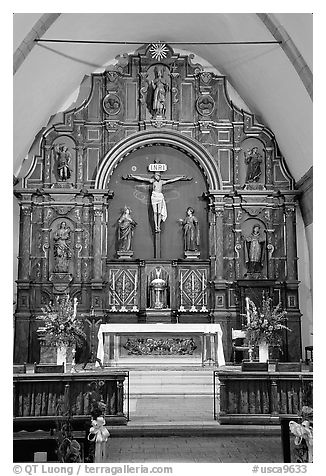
[86,380,110,463]
[52,396,82,463]
[289,405,313,463]
[244,297,290,347]
[37,293,86,348]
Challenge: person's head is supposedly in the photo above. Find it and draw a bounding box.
[154,172,161,181]
[61,221,66,228]
[186,207,194,216]
[253,224,260,234]
[123,206,130,215]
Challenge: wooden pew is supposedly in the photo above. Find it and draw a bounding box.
[215,369,313,424]
[13,371,128,432]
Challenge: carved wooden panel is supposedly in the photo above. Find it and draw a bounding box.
[178,268,208,312]
[108,268,139,312]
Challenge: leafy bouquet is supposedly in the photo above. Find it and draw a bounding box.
[245,297,290,347]
[37,293,86,347]
[289,405,313,463]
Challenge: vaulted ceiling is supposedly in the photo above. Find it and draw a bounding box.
[13,13,312,183]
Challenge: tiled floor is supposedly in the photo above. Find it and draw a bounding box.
[109,368,283,464]
[106,435,283,463]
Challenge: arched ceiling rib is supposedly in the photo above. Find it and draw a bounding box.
[13,13,312,183]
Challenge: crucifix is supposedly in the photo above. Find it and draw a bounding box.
[123,170,192,258]
[83,306,104,369]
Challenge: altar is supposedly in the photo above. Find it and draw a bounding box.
[96,324,225,367]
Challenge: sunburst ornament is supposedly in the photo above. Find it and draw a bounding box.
[149,43,169,61]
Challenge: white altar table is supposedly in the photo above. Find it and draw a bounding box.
[96,323,225,367]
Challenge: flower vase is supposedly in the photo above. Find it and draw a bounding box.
[56,345,74,372]
[57,345,68,371]
[258,340,269,362]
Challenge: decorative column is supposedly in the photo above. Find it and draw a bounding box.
[41,205,52,280]
[82,205,91,282]
[233,147,241,188]
[208,199,216,277]
[213,200,225,281]
[138,260,146,322]
[93,202,104,283]
[18,203,32,281]
[233,203,243,280]
[265,148,273,188]
[43,145,52,187]
[264,207,275,280]
[285,205,298,281]
[74,207,83,282]
[75,145,85,186]
[170,63,179,121]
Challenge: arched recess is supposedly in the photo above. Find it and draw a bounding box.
[95,130,223,192]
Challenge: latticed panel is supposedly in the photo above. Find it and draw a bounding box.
[109,268,139,311]
[178,268,208,312]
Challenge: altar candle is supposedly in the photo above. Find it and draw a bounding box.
[112,273,115,304]
[246,297,250,325]
[73,297,78,319]
[180,273,183,305]
[201,274,205,305]
[191,274,195,293]
[134,272,137,304]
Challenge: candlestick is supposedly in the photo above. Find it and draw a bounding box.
[112,272,116,305]
[73,297,78,320]
[246,297,250,325]
[201,273,205,306]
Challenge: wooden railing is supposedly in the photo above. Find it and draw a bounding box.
[13,371,129,432]
[215,370,313,424]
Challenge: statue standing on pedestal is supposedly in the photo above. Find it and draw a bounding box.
[123,172,192,233]
[151,67,169,117]
[54,144,72,181]
[244,224,265,273]
[244,147,262,183]
[53,221,72,272]
[117,206,137,252]
[179,207,200,252]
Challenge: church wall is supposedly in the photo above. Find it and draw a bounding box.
[297,214,313,353]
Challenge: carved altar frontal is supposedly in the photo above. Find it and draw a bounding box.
[14,42,301,365]
[120,335,201,357]
[97,324,225,367]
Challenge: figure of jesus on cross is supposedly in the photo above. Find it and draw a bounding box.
[123,171,192,232]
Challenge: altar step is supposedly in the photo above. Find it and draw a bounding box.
[128,368,215,397]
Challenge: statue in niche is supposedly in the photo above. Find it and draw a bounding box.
[179,207,200,252]
[244,147,263,183]
[123,172,192,233]
[244,224,265,273]
[54,144,72,181]
[117,206,137,252]
[53,221,72,272]
[151,67,169,117]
